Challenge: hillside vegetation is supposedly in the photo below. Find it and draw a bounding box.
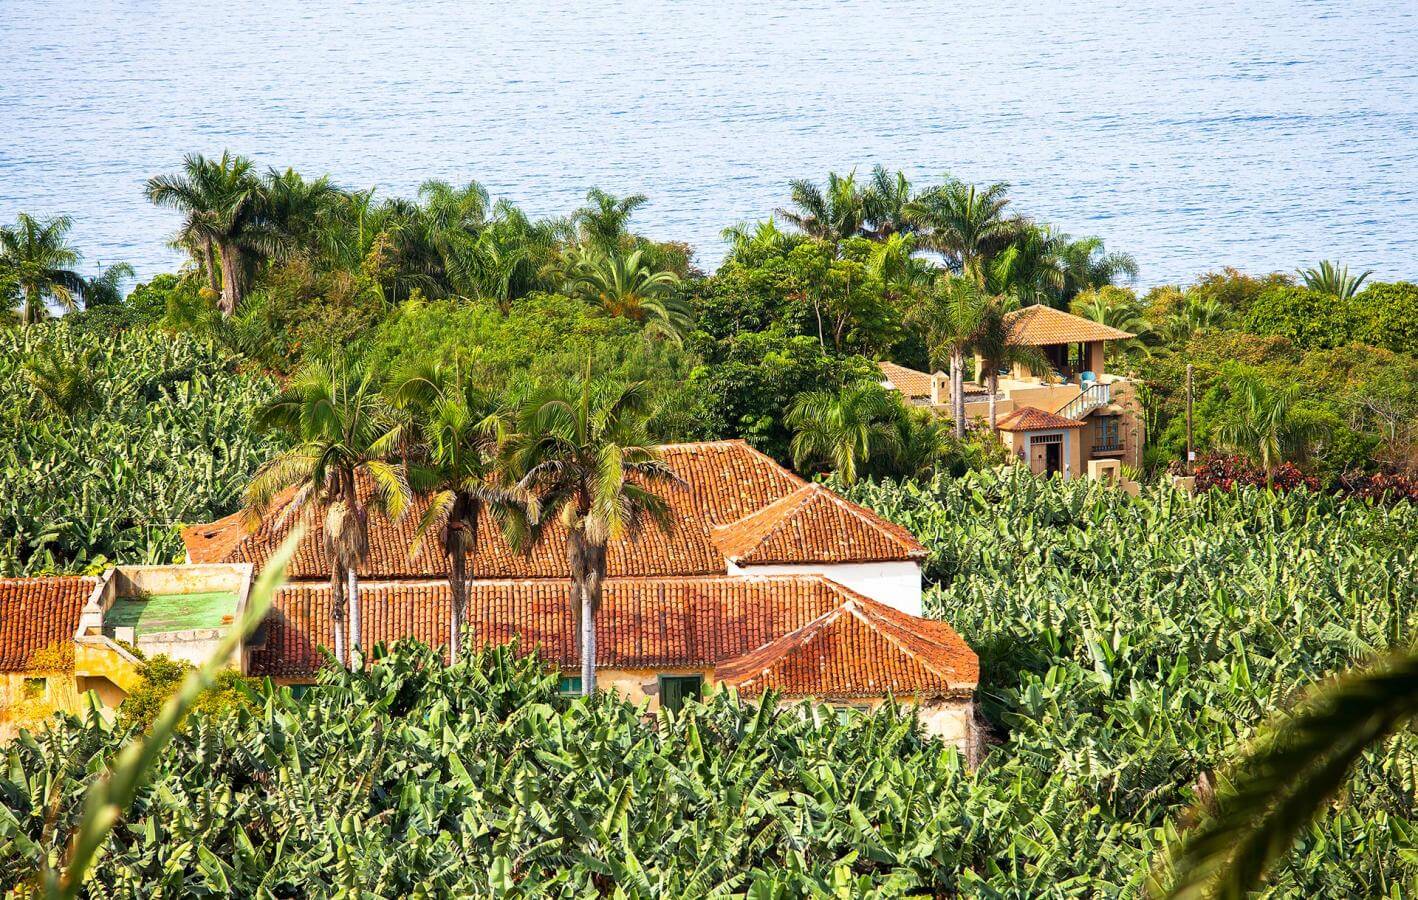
[3,472,1413,896]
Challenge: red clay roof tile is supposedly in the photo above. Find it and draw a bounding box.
[1002,304,1134,346]
[0,577,94,672]
[996,406,1087,431]
[712,484,925,565]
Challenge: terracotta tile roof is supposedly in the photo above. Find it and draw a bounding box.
[0,577,94,672]
[252,574,879,678]
[715,589,977,699]
[997,406,1087,431]
[185,441,922,579]
[878,361,936,398]
[1003,304,1134,346]
[712,484,925,565]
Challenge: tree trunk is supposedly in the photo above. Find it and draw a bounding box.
[347,565,361,666]
[448,545,466,662]
[580,581,596,697]
[330,563,346,668]
[216,242,243,316]
[988,371,1000,434]
[203,239,219,294]
[950,347,965,439]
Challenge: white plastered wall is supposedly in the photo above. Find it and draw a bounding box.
[725,561,923,616]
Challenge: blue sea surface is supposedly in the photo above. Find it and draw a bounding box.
[1,0,1415,285]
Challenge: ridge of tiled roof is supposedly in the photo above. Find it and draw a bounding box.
[712,483,926,565]
[1002,304,1134,346]
[716,588,978,699]
[996,406,1087,431]
[0,576,95,672]
[878,361,937,398]
[184,440,923,580]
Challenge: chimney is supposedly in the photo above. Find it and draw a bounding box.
[930,372,947,406]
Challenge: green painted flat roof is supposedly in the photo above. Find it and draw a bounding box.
[105,591,238,637]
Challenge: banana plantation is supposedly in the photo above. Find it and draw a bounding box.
[1,471,1414,896]
[0,323,280,575]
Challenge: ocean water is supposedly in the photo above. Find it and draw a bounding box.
[1,1,1415,286]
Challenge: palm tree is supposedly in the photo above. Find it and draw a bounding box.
[720,218,802,266]
[786,381,904,484]
[1072,289,1154,354]
[146,152,275,315]
[501,368,681,696]
[1159,295,1229,345]
[0,213,84,324]
[79,262,136,309]
[574,188,647,253]
[1298,260,1372,300]
[907,276,989,437]
[245,358,409,667]
[393,363,525,659]
[264,168,347,261]
[867,231,936,301]
[776,171,867,245]
[987,222,1064,306]
[1213,377,1326,489]
[565,248,688,343]
[1161,649,1418,900]
[443,202,559,310]
[1055,235,1138,302]
[973,300,1050,433]
[862,165,914,240]
[906,178,1015,282]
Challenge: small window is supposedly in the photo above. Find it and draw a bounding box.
[658,675,703,713]
[22,677,46,700]
[558,675,583,696]
[287,683,314,700]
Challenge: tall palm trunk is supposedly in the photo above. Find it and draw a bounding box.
[567,530,606,697]
[216,241,244,316]
[202,239,219,294]
[347,565,361,664]
[988,371,1000,434]
[329,562,347,668]
[445,502,478,661]
[950,346,966,439]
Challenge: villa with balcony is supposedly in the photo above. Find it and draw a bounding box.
[879,304,1145,484]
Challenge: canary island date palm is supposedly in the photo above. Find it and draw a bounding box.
[0,213,84,324]
[1213,376,1326,490]
[245,357,409,667]
[1297,260,1372,300]
[907,276,989,437]
[1160,649,1418,900]
[566,247,688,343]
[146,152,276,315]
[501,367,681,696]
[393,362,528,659]
[787,381,904,484]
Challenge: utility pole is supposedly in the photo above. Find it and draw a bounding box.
[1185,363,1194,474]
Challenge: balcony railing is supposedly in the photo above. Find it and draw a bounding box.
[1092,440,1124,455]
[1056,382,1111,420]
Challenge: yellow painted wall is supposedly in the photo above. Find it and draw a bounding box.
[0,672,82,741]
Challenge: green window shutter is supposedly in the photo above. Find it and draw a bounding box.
[558,676,583,695]
[658,675,703,713]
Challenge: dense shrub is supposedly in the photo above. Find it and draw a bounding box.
[1356,281,1418,356]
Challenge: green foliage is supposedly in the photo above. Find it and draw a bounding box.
[0,322,280,575]
[1243,285,1365,351]
[685,327,878,464]
[1355,281,1418,356]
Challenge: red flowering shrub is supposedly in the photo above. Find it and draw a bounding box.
[1174,454,1416,503]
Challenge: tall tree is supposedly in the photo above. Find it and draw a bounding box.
[264,167,347,261]
[786,381,903,484]
[908,276,989,437]
[776,171,867,245]
[1213,377,1326,489]
[1055,235,1138,302]
[245,358,409,667]
[565,247,688,343]
[394,363,524,659]
[906,179,1015,282]
[1297,260,1372,300]
[1162,650,1418,900]
[0,213,84,324]
[79,262,136,309]
[146,153,275,315]
[862,166,915,240]
[574,188,647,253]
[501,368,681,696]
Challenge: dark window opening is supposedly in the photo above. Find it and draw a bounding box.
[658,675,703,712]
